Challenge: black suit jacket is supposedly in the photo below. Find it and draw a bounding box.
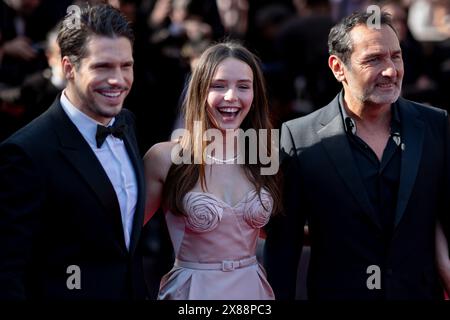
[264,93,449,300]
[0,97,147,299]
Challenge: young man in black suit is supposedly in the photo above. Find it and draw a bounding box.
[265,11,449,300]
[0,4,147,299]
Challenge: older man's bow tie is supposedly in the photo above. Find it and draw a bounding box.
[96,122,127,148]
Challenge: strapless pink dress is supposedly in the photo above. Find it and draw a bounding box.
[158,189,275,300]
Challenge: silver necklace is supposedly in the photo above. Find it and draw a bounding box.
[206,154,238,164]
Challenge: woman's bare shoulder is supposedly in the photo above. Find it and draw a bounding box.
[144,141,177,161]
[143,141,178,180]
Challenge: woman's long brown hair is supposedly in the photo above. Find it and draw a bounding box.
[162,41,282,216]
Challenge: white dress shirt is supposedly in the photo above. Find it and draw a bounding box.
[60,91,137,250]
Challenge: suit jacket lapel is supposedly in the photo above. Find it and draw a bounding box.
[317,96,382,230]
[394,98,424,226]
[118,113,145,254]
[48,99,127,252]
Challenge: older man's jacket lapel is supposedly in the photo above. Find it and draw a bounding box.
[394,98,425,227]
[317,97,382,230]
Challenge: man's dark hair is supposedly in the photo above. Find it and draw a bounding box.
[57,4,134,68]
[328,11,396,65]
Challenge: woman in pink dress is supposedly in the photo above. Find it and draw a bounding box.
[143,41,281,300]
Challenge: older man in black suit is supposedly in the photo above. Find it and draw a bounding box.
[265,11,449,300]
[0,4,147,299]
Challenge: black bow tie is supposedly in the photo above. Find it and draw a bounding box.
[95,122,127,148]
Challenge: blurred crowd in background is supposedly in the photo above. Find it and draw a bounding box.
[1,0,449,298]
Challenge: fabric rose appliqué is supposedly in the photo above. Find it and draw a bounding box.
[243,190,273,229]
[183,193,224,233]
